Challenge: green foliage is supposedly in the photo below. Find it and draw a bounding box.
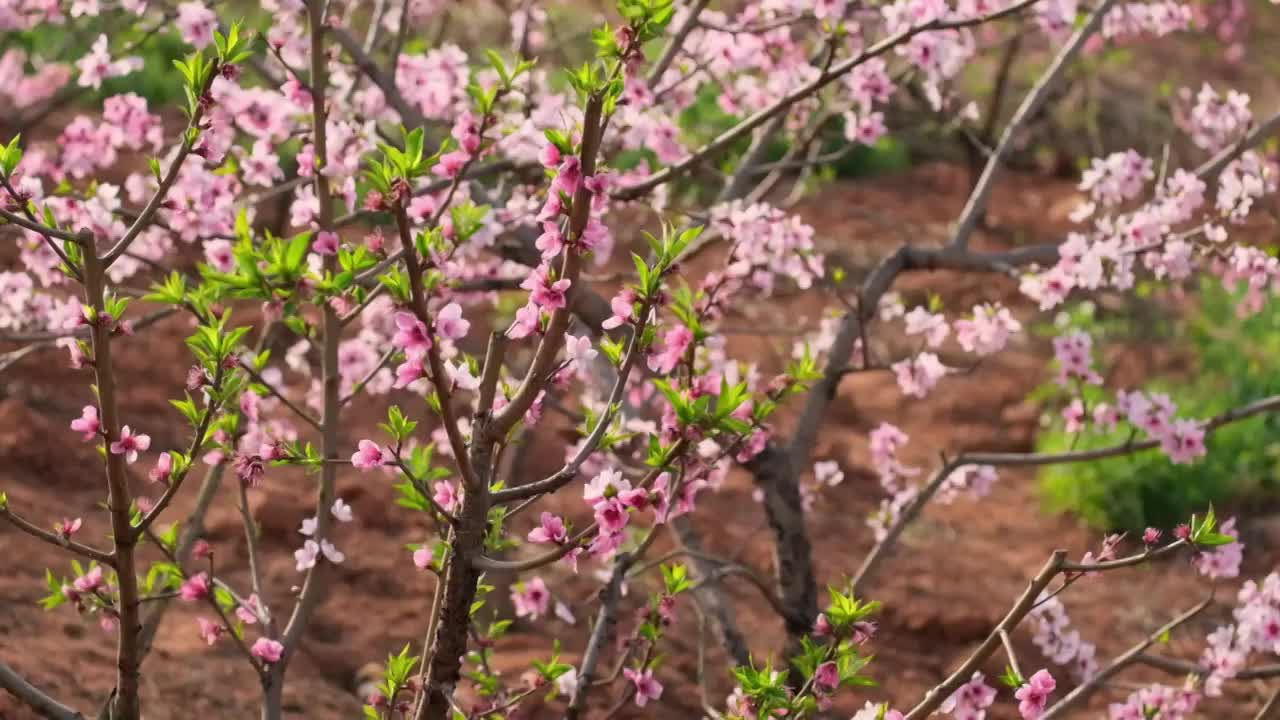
[1039,281,1280,530]
[0,134,22,177]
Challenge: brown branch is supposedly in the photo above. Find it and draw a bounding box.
[668,518,753,667]
[646,0,712,87]
[82,240,144,720]
[1256,687,1280,720]
[1134,655,1280,681]
[950,0,1119,251]
[242,363,323,431]
[1041,596,1212,719]
[904,551,1067,719]
[486,92,606,439]
[565,551,634,719]
[0,505,117,567]
[0,660,85,720]
[276,6,341,718]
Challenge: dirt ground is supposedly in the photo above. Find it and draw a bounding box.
[2,163,1278,719]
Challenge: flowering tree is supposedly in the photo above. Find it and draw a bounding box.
[2,0,1280,719]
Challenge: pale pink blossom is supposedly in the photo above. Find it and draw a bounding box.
[179,572,210,602]
[351,439,388,471]
[623,668,663,707]
[435,302,469,340]
[70,406,100,440]
[251,637,284,664]
[512,577,551,619]
[528,512,568,544]
[1015,669,1057,719]
[109,425,151,463]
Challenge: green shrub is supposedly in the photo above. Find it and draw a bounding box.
[1037,280,1280,531]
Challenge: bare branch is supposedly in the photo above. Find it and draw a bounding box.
[1042,596,1213,719]
[0,660,85,720]
[950,0,1119,250]
[904,551,1067,719]
[647,0,712,87]
[566,551,634,720]
[614,0,1044,201]
[0,505,117,567]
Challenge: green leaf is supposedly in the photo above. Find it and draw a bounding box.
[1,134,22,176]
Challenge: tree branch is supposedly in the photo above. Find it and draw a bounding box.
[950,0,1119,250]
[1041,596,1212,719]
[613,0,1044,201]
[0,660,85,720]
[0,505,116,567]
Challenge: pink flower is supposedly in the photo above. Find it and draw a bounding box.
[892,353,948,399]
[584,467,628,506]
[446,360,480,391]
[331,498,353,523]
[236,594,264,625]
[176,1,217,48]
[528,512,568,544]
[1053,331,1102,386]
[1161,419,1206,464]
[813,613,833,637]
[312,231,340,255]
[536,222,565,259]
[941,672,997,717]
[73,565,105,594]
[433,481,460,514]
[149,452,173,483]
[109,425,151,463]
[56,517,82,540]
[435,302,470,340]
[552,156,582,196]
[413,545,434,570]
[508,302,542,339]
[1062,399,1086,433]
[351,440,388,471]
[601,290,635,330]
[251,637,284,664]
[813,661,840,691]
[564,334,597,364]
[433,150,470,179]
[179,572,210,602]
[623,668,663,707]
[196,617,223,645]
[233,453,266,488]
[853,702,903,720]
[392,312,431,354]
[648,325,694,375]
[1015,669,1056,719]
[294,540,319,572]
[539,142,561,168]
[394,356,427,388]
[512,577,551,619]
[522,264,572,311]
[319,539,345,564]
[594,498,629,534]
[903,307,950,347]
[70,406,100,440]
[955,303,1021,356]
[193,539,213,560]
[1143,527,1162,545]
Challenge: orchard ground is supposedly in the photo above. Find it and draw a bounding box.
[2,160,1276,719]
